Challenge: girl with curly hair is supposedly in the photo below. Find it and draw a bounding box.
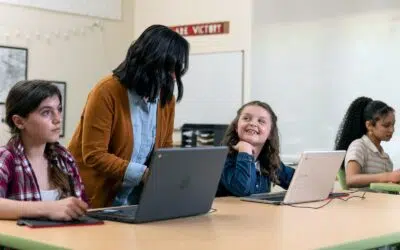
[216,101,295,197]
[335,96,400,188]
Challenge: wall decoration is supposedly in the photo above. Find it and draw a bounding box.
[0,46,28,103]
[0,102,10,145]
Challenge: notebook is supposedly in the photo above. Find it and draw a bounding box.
[17,215,104,228]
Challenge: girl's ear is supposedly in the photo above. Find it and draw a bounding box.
[365,120,373,132]
[12,115,25,130]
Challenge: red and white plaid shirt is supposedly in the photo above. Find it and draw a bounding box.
[0,136,86,202]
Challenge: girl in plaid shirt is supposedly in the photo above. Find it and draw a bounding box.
[0,80,88,221]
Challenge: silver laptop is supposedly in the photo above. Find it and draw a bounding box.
[87,146,228,223]
[241,150,346,205]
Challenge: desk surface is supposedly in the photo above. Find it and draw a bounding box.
[1,192,400,250]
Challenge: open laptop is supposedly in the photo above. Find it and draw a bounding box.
[241,150,346,205]
[87,146,228,223]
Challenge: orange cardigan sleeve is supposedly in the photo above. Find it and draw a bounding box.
[163,97,175,148]
[80,84,128,179]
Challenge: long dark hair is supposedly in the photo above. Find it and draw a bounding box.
[113,24,190,107]
[5,80,73,198]
[222,101,281,184]
[335,96,394,167]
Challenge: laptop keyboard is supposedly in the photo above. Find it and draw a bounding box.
[249,191,287,200]
[87,205,138,220]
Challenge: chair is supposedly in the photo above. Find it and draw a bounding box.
[337,168,400,193]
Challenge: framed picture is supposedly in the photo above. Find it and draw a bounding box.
[0,46,28,103]
[0,102,10,145]
[52,81,66,138]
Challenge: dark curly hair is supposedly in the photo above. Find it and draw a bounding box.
[113,24,189,107]
[222,101,281,184]
[334,96,394,168]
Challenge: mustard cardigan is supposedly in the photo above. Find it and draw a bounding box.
[68,75,175,208]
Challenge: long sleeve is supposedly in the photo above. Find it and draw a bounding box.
[161,97,175,148]
[80,85,129,180]
[220,152,257,197]
[277,162,295,189]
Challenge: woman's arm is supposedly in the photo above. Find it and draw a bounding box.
[0,198,88,220]
[277,162,295,189]
[346,161,400,187]
[79,85,129,179]
[161,97,176,148]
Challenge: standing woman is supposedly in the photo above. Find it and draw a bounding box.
[68,25,189,208]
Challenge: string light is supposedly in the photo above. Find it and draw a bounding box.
[1,20,103,43]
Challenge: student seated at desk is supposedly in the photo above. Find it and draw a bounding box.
[216,101,295,197]
[0,80,88,221]
[334,96,400,188]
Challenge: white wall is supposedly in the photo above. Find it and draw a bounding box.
[0,0,134,145]
[251,0,400,166]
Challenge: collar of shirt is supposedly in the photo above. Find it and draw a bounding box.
[8,136,74,165]
[129,90,160,105]
[361,134,390,159]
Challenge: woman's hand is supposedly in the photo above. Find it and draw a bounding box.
[44,197,88,221]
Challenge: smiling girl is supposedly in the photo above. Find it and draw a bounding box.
[216,101,295,197]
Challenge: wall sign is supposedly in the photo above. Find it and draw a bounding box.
[170,21,229,37]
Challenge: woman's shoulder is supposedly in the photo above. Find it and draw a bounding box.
[91,74,126,97]
[348,137,367,150]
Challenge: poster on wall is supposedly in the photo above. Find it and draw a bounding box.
[0,46,28,103]
[52,81,67,138]
[0,103,10,145]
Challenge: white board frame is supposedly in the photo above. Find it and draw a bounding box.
[174,50,244,129]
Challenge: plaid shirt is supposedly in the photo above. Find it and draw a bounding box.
[0,137,86,202]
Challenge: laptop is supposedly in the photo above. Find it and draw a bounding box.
[241,150,346,205]
[87,146,228,223]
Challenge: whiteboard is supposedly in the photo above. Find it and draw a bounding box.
[174,51,244,129]
[0,0,121,20]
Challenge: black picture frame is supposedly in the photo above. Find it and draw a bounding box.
[51,81,67,138]
[0,46,28,103]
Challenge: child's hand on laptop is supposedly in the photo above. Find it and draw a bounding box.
[44,197,88,221]
[233,141,255,156]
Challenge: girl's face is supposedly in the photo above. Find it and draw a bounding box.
[236,105,272,147]
[367,111,395,142]
[15,95,62,144]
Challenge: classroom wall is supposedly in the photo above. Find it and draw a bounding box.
[0,0,134,145]
[251,0,400,166]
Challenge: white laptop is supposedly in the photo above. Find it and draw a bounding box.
[241,150,346,205]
